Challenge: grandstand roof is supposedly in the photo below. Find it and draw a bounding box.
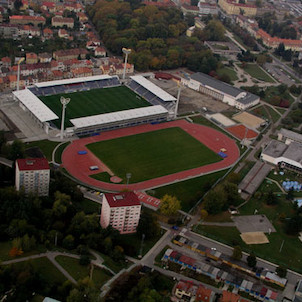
[13,89,59,122]
[35,75,115,88]
[70,105,168,128]
[130,75,176,102]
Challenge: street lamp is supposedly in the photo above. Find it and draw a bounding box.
[17,57,25,91]
[122,48,131,80]
[174,82,182,119]
[60,96,71,140]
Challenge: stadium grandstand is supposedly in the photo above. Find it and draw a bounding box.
[13,75,171,137]
[127,75,176,112]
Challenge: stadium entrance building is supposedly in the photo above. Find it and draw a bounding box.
[13,75,174,137]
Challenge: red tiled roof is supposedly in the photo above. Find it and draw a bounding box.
[1,57,11,63]
[196,285,212,301]
[104,191,141,208]
[221,291,240,302]
[10,15,45,22]
[16,158,49,171]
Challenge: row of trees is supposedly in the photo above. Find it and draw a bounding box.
[87,2,222,72]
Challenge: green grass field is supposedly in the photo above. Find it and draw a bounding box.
[243,64,275,83]
[39,86,151,128]
[87,127,221,183]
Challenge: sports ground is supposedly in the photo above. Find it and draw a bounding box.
[87,127,222,183]
[62,120,240,191]
[39,86,151,127]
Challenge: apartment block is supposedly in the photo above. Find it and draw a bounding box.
[100,192,141,234]
[15,158,50,196]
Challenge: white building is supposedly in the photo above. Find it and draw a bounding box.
[182,72,260,110]
[277,128,302,145]
[15,158,50,196]
[261,140,302,174]
[100,192,141,234]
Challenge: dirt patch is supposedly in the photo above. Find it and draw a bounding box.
[240,232,269,244]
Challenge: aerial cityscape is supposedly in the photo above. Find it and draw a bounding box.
[0,0,301,300]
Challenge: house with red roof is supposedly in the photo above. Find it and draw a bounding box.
[15,158,50,196]
[1,57,11,68]
[10,15,46,26]
[95,46,106,57]
[100,192,141,234]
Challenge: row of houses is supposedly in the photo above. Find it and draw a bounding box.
[164,249,279,302]
[235,15,302,51]
[173,235,287,288]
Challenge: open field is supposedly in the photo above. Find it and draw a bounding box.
[149,170,226,212]
[243,64,275,83]
[39,86,151,127]
[55,256,112,285]
[87,127,222,184]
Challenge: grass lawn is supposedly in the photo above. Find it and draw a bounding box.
[25,140,59,161]
[243,64,275,83]
[40,86,151,128]
[117,230,166,258]
[0,242,47,262]
[95,251,130,273]
[54,142,70,164]
[87,127,221,184]
[90,171,112,182]
[55,256,112,286]
[265,106,281,123]
[251,105,269,121]
[8,257,67,284]
[149,170,226,212]
[217,67,238,82]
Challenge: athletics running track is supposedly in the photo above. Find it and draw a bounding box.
[62,120,240,192]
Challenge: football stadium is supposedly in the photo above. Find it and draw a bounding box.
[12,75,176,136]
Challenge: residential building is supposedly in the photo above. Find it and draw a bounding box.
[0,24,19,38]
[181,4,199,15]
[256,29,302,51]
[95,46,106,57]
[100,192,141,234]
[58,28,72,40]
[182,72,259,110]
[198,2,218,15]
[15,158,50,196]
[53,48,88,61]
[19,25,41,37]
[26,52,38,64]
[218,0,257,17]
[51,17,74,28]
[77,12,88,22]
[38,52,52,63]
[41,1,56,13]
[71,67,92,78]
[10,15,46,26]
[43,28,53,39]
[1,56,11,68]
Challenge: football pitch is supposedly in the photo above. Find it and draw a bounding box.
[87,127,222,183]
[39,86,151,127]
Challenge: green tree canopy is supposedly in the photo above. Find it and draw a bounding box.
[160,194,181,216]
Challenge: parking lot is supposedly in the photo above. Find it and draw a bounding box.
[264,63,298,86]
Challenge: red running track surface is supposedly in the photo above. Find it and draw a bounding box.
[62,120,240,192]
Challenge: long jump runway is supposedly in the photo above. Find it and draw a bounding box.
[62,120,240,192]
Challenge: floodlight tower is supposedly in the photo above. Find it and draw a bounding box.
[60,96,71,140]
[174,82,182,119]
[17,57,25,91]
[122,48,131,80]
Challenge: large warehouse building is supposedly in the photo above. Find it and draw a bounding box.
[13,75,174,137]
[181,72,260,110]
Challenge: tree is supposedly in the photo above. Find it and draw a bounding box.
[62,234,75,250]
[247,252,257,267]
[137,210,160,239]
[14,0,22,10]
[285,215,302,235]
[276,265,287,278]
[160,194,181,216]
[266,190,277,205]
[200,209,208,220]
[203,187,226,214]
[9,246,23,258]
[79,254,91,266]
[232,245,242,260]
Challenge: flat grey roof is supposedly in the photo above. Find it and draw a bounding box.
[262,140,288,158]
[283,142,302,164]
[238,161,272,195]
[279,128,302,143]
[190,72,259,105]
